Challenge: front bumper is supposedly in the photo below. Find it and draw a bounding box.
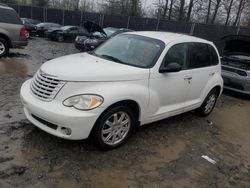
[20,79,104,140]
[222,71,250,95]
[74,41,85,51]
[11,39,28,48]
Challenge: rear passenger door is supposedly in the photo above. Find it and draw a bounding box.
[184,43,219,111]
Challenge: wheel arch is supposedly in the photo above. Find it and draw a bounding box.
[0,33,12,48]
[89,99,141,138]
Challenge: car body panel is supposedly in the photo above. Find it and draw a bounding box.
[20,31,223,140]
[221,35,250,95]
[40,53,149,82]
[0,6,28,48]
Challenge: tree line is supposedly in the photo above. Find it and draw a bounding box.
[0,0,249,27]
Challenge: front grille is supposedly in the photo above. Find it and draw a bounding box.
[31,114,58,130]
[31,70,65,101]
[222,66,248,77]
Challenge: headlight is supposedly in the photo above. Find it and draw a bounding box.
[63,94,104,110]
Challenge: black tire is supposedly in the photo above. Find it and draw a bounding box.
[196,89,219,117]
[0,37,9,58]
[91,105,136,150]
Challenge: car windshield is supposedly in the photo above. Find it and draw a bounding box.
[103,28,118,37]
[93,34,165,68]
[61,26,73,30]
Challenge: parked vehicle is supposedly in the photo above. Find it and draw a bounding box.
[45,26,89,42]
[35,22,61,37]
[20,32,223,149]
[75,27,132,51]
[221,35,250,95]
[45,21,106,42]
[21,18,40,37]
[0,4,28,57]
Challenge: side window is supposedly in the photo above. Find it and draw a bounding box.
[209,45,219,66]
[188,43,211,68]
[164,43,188,70]
[0,8,22,24]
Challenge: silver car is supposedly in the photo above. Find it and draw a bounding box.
[221,55,250,95]
[0,4,28,57]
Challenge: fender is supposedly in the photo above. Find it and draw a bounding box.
[56,80,149,121]
[200,72,223,103]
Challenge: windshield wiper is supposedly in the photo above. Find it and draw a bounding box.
[99,54,126,64]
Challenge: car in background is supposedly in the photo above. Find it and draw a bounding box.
[0,4,28,57]
[45,26,89,42]
[35,22,61,37]
[221,35,250,95]
[75,27,132,51]
[45,21,106,42]
[21,32,223,149]
[21,18,41,37]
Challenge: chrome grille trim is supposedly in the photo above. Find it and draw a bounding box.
[30,70,65,101]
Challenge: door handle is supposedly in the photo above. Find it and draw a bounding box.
[209,72,215,76]
[184,76,192,80]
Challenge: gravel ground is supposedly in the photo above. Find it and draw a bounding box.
[0,38,250,188]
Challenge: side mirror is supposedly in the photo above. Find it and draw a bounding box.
[159,62,182,73]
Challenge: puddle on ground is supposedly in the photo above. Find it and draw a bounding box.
[0,59,27,78]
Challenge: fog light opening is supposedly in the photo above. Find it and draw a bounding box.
[60,127,72,136]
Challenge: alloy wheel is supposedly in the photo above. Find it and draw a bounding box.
[204,94,216,114]
[101,111,131,146]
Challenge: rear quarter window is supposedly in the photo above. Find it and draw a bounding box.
[188,43,212,69]
[0,8,22,25]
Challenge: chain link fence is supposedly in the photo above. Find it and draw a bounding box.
[8,4,250,52]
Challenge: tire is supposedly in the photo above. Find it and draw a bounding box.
[91,105,136,150]
[196,89,219,117]
[56,34,64,42]
[0,37,9,58]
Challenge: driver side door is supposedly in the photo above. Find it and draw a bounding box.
[148,43,192,122]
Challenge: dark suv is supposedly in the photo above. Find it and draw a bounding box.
[0,4,28,57]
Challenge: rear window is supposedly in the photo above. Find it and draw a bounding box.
[0,8,22,25]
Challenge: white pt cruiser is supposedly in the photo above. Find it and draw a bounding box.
[20,32,223,149]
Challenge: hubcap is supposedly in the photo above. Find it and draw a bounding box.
[101,112,131,146]
[0,42,5,55]
[204,94,216,114]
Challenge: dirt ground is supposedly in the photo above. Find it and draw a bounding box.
[0,38,250,188]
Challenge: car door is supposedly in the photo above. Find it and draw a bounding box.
[147,43,192,122]
[184,42,218,111]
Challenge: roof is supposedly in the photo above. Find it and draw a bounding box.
[128,31,212,45]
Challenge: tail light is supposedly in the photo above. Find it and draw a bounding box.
[20,26,28,38]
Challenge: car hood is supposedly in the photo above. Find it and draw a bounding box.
[40,53,149,81]
[83,21,106,35]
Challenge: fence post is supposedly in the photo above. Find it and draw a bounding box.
[189,23,196,35]
[62,10,65,25]
[102,14,104,27]
[156,17,160,31]
[31,6,33,19]
[43,7,45,22]
[46,8,47,22]
[98,14,102,26]
[236,26,240,35]
[18,4,20,15]
[80,11,83,26]
[126,16,130,29]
